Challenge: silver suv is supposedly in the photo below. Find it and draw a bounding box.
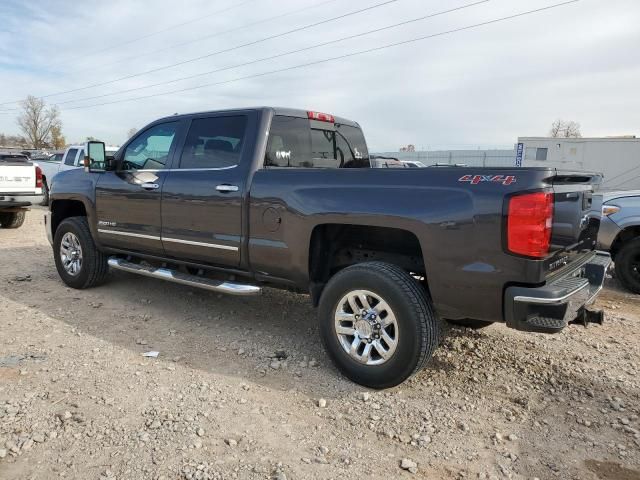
[597,190,640,293]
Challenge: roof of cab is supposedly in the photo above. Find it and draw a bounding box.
[155,107,360,128]
[66,144,120,151]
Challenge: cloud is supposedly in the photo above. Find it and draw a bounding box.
[1,0,638,150]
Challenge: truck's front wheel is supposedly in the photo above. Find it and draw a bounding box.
[318,262,439,389]
[53,216,109,289]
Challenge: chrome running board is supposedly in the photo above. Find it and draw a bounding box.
[107,258,261,296]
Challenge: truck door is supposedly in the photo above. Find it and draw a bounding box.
[161,112,255,267]
[95,121,181,255]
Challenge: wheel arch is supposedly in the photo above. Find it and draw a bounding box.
[51,198,94,239]
[610,224,640,259]
[308,223,429,306]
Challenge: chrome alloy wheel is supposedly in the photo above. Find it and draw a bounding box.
[60,232,83,276]
[334,289,399,365]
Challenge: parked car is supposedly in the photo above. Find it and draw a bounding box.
[0,152,44,228]
[38,145,119,205]
[370,155,406,168]
[596,190,640,293]
[402,160,427,168]
[45,107,609,388]
[49,151,65,163]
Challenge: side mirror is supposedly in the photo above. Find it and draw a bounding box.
[85,141,106,172]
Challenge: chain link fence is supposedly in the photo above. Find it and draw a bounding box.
[373,149,517,168]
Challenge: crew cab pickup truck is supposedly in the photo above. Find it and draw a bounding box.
[38,144,119,205]
[45,107,610,388]
[0,153,44,229]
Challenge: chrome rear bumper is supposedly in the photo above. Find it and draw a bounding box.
[504,251,611,333]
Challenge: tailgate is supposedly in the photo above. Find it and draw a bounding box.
[546,171,602,276]
[0,163,37,194]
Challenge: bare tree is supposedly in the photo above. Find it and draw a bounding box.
[549,119,563,137]
[16,96,62,148]
[126,127,137,139]
[549,119,582,138]
[562,120,581,138]
[399,144,416,152]
[50,125,65,149]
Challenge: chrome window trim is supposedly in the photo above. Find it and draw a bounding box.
[118,165,238,173]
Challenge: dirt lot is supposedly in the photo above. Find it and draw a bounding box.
[1,207,639,480]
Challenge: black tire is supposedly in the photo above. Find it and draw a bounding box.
[447,319,494,329]
[40,179,49,206]
[0,211,26,229]
[53,216,109,289]
[615,237,640,294]
[318,262,440,389]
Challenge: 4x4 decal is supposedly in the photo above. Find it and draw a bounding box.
[458,174,516,186]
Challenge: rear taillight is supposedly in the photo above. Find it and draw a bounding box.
[307,111,335,123]
[507,192,554,258]
[35,166,43,189]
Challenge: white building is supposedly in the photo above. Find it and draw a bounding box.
[517,136,640,191]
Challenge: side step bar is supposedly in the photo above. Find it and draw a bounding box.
[107,258,262,296]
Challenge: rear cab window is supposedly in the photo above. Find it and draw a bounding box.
[64,149,78,166]
[265,115,369,168]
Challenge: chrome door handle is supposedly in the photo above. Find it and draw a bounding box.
[216,184,239,193]
[140,182,159,190]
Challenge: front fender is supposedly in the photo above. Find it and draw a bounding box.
[49,169,101,244]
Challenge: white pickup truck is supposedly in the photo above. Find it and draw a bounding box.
[38,144,119,205]
[0,153,44,229]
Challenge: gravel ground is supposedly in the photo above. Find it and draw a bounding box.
[1,207,639,480]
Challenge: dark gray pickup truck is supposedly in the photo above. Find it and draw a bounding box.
[45,107,610,388]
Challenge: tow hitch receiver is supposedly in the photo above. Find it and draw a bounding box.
[570,308,604,327]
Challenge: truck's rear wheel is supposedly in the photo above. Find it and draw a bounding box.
[615,237,640,294]
[318,262,439,389]
[0,211,26,229]
[40,179,50,206]
[53,216,109,289]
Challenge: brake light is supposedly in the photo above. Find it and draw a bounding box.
[307,111,335,123]
[507,192,554,258]
[35,165,43,189]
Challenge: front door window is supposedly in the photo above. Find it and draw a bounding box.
[122,122,178,171]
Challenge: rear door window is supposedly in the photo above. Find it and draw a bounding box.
[179,116,247,169]
[64,149,78,166]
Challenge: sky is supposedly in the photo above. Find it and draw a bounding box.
[0,0,638,151]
